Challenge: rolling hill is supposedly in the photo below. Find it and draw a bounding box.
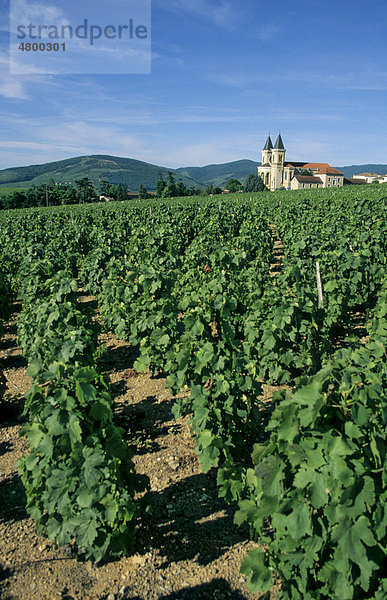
[175,159,259,188]
[0,156,260,192]
[0,154,385,192]
[0,155,203,191]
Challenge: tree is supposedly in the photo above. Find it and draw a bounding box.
[155,173,166,197]
[116,183,128,202]
[225,178,242,193]
[3,191,25,209]
[162,171,178,197]
[176,181,188,197]
[75,178,97,203]
[299,169,313,176]
[138,183,150,199]
[0,195,9,210]
[0,182,80,210]
[108,184,118,200]
[61,186,77,205]
[98,179,111,196]
[189,186,202,196]
[205,185,222,195]
[244,174,266,192]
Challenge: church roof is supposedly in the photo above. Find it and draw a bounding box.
[315,166,344,175]
[263,135,273,151]
[284,161,308,168]
[273,133,285,150]
[294,175,323,184]
[302,162,331,170]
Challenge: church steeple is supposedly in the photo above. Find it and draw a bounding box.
[263,134,273,151]
[261,134,273,164]
[273,132,285,150]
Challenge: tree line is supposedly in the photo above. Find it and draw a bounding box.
[149,171,266,198]
[0,177,138,210]
[0,172,266,210]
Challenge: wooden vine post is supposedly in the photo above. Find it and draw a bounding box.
[316,261,323,307]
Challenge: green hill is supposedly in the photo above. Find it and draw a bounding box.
[0,155,204,192]
[175,159,259,187]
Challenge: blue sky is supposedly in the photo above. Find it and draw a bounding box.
[1,0,387,170]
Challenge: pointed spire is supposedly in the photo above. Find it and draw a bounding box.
[274,132,285,150]
[263,134,273,151]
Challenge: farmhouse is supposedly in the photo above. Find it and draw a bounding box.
[258,133,344,191]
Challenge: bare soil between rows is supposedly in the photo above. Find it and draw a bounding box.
[0,306,281,600]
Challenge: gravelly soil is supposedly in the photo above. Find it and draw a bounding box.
[0,308,280,600]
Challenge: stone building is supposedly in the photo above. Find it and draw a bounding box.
[258,133,344,191]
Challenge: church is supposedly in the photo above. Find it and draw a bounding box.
[258,133,344,191]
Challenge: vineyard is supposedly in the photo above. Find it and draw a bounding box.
[0,186,386,599]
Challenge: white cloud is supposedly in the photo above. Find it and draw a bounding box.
[0,114,259,169]
[0,119,153,166]
[0,78,28,99]
[156,0,240,31]
[0,52,29,98]
[1,141,52,150]
[10,0,68,33]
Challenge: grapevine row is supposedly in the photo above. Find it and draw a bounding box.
[238,280,386,599]
[16,265,147,562]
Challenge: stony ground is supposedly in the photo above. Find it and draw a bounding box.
[0,305,281,600]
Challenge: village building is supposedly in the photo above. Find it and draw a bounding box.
[353,172,387,184]
[258,133,345,191]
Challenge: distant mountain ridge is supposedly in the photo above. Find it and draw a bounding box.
[0,154,385,191]
[335,164,387,178]
[175,160,258,187]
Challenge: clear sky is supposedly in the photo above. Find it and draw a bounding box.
[1,0,387,170]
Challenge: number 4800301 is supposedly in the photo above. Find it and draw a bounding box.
[18,42,66,51]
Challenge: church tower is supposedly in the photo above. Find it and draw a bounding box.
[261,134,273,165]
[258,134,273,187]
[270,132,286,190]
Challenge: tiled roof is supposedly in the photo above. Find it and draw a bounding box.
[302,162,331,170]
[294,175,323,184]
[315,167,344,175]
[285,162,335,170]
[344,178,367,185]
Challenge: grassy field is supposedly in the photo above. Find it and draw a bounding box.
[0,186,28,195]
